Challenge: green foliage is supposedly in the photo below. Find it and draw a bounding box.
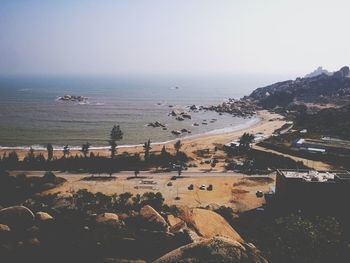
[140,192,164,211]
[43,171,56,183]
[46,143,53,161]
[63,144,70,157]
[214,206,236,225]
[109,125,123,158]
[239,133,255,152]
[80,142,90,158]
[143,139,152,161]
[174,140,182,154]
[257,214,344,263]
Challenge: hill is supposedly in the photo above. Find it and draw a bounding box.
[247,66,350,109]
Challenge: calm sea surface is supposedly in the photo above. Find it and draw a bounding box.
[0,74,281,149]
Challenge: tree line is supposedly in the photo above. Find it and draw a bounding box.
[0,125,188,172]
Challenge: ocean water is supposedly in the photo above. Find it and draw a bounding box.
[0,74,280,149]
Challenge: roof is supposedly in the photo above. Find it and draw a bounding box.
[278,169,350,182]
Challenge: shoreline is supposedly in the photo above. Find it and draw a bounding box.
[0,116,260,151]
[0,110,286,164]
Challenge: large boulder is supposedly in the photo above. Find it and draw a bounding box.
[177,208,243,242]
[154,236,268,263]
[0,206,35,229]
[139,205,169,230]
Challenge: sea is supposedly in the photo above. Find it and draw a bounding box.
[0,74,283,150]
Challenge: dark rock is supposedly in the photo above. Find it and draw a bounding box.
[0,206,35,229]
[154,236,268,263]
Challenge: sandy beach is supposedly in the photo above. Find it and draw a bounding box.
[0,110,286,170]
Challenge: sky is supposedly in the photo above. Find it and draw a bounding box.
[1,0,350,76]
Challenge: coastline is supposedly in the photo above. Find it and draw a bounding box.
[0,110,286,164]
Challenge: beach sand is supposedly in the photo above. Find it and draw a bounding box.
[0,110,286,171]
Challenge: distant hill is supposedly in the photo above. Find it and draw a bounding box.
[247,66,350,109]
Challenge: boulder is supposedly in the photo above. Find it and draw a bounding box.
[177,207,243,242]
[0,206,35,229]
[167,214,183,227]
[154,236,268,263]
[0,224,11,234]
[35,212,53,222]
[96,213,119,224]
[140,205,168,229]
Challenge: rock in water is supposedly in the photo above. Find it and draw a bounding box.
[154,236,268,263]
[140,205,169,229]
[0,206,35,229]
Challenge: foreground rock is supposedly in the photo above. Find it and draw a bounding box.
[139,205,169,230]
[154,236,268,263]
[0,206,35,229]
[96,213,120,225]
[177,207,243,242]
[35,212,53,222]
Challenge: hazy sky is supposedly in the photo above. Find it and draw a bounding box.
[1,0,349,76]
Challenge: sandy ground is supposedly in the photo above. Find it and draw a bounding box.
[19,170,275,212]
[1,110,286,171]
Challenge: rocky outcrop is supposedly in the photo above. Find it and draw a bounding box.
[154,236,268,263]
[58,95,88,103]
[0,206,35,229]
[248,66,350,108]
[139,205,169,230]
[176,207,243,242]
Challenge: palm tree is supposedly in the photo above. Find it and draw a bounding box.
[143,139,152,161]
[80,142,90,158]
[46,143,53,161]
[109,125,123,158]
[63,145,70,158]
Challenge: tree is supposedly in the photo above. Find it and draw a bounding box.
[109,125,123,158]
[25,147,35,163]
[46,143,53,161]
[174,140,182,155]
[143,139,152,161]
[80,142,90,158]
[177,166,182,177]
[239,133,254,153]
[63,145,70,158]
